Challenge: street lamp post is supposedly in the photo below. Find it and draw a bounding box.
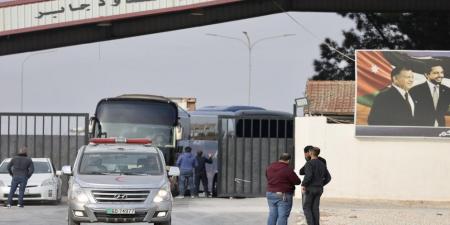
[206,32,295,105]
[20,50,56,112]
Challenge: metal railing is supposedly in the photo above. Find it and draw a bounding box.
[0,112,89,169]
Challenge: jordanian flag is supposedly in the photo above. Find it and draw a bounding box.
[356,51,393,107]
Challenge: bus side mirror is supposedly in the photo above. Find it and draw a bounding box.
[89,116,104,138]
[175,125,183,141]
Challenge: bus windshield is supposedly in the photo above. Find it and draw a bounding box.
[96,100,177,147]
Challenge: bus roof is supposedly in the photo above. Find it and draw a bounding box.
[114,94,173,103]
[196,105,265,112]
[191,106,292,118]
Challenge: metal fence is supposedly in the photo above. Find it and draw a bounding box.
[217,115,294,197]
[0,113,89,169]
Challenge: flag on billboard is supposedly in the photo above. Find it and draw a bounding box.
[356,51,393,97]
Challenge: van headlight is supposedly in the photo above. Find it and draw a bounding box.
[153,184,170,203]
[0,180,4,187]
[41,178,56,187]
[71,182,89,203]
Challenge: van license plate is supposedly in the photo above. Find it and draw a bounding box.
[106,208,135,214]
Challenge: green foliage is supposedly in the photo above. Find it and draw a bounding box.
[312,12,450,80]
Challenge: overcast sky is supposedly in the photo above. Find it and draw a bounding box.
[0,12,354,114]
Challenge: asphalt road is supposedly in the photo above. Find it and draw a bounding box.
[1,197,448,225]
[0,197,291,225]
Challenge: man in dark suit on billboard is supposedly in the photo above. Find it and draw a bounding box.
[368,66,415,126]
[410,63,450,127]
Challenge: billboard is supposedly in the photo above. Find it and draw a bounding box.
[355,50,450,138]
[0,0,217,36]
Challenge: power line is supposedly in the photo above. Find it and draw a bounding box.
[272,0,355,62]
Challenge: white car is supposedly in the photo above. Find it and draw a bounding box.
[0,158,62,204]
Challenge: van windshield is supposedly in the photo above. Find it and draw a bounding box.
[79,152,163,175]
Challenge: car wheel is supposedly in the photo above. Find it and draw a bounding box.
[154,217,171,225]
[52,198,61,205]
[68,209,80,225]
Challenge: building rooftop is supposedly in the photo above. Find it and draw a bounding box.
[305,80,355,116]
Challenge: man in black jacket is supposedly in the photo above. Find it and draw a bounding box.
[193,150,213,197]
[368,66,415,126]
[299,145,326,176]
[6,147,34,208]
[410,63,450,127]
[302,147,331,225]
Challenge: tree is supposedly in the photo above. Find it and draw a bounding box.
[312,12,450,80]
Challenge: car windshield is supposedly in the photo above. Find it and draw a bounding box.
[0,161,52,174]
[78,152,163,175]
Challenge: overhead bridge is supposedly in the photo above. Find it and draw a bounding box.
[0,0,449,56]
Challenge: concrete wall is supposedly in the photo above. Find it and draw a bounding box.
[295,116,450,201]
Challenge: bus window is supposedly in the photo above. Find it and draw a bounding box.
[191,115,217,140]
[270,120,277,138]
[252,120,260,138]
[286,120,293,138]
[261,120,269,138]
[278,120,286,138]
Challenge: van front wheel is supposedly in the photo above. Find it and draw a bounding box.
[154,217,171,225]
[68,211,80,225]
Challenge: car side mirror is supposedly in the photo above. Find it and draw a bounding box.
[168,166,180,176]
[55,170,62,176]
[62,165,72,176]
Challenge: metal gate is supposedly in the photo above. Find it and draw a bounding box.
[217,114,294,197]
[0,113,89,169]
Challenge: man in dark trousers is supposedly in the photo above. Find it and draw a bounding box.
[6,146,34,208]
[175,146,196,199]
[410,63,450,127]
[266,153,301,225]
[299,145,326,176]
[193,150,213,197]
[302,147,331,225]
[368,66,415,126]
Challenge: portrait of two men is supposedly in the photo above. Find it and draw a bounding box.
[355,50,450,138]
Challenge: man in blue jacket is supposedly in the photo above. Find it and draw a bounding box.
[176,147,196,198]
[6,146,34,208]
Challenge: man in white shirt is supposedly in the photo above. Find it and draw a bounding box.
[410,63,450,127]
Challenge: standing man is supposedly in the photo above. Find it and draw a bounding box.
[5,146,34,208]
[266,153,301,225]
[302,147,331,225]
[299,145,326,176]
[193,150,213,197]
[410,63,450,127]
[175,146,196,199]
[368,66,416,126]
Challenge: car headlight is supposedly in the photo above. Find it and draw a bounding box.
[41,178,56,187]
[153,184,171,203]
[71,182,89,203]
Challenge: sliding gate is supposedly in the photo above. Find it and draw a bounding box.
[0,113,89,169]
[217,113,294,197]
